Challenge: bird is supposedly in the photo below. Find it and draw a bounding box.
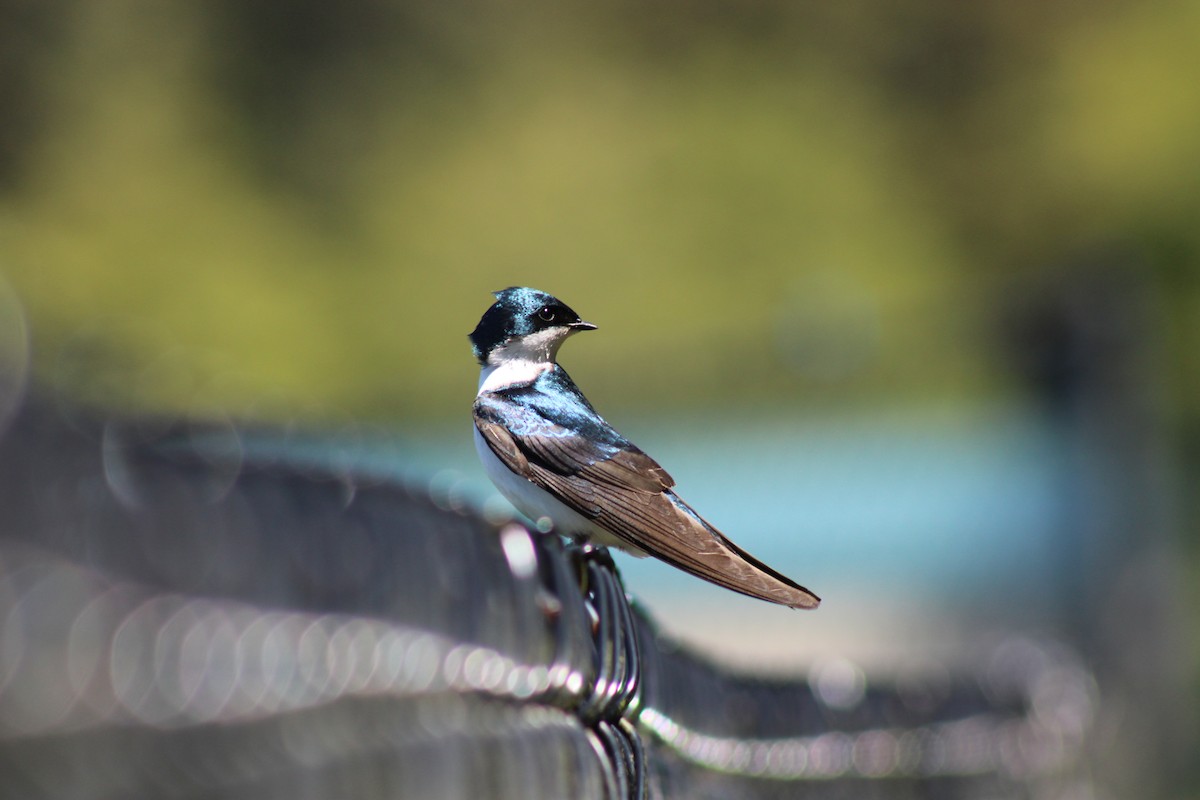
[469,287,820,609]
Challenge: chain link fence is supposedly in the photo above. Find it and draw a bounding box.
[0,398,1097,799]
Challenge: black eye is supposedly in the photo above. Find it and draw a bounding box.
[537,306,557,322]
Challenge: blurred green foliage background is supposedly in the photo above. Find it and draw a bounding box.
[2,0,1197,425]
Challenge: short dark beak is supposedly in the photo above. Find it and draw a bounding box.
[571,321,598,331]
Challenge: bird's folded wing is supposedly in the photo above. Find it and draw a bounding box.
[473,397,820,609]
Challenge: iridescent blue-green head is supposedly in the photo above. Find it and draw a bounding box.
[469,287,596,366]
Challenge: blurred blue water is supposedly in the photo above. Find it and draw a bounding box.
[611,407,1067,609]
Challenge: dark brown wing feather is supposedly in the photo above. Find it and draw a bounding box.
[474,402,820,609]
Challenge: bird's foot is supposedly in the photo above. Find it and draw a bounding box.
[576,540,618,572]
[569,539,619,597]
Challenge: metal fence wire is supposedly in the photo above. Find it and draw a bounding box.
[0,399,1097,799]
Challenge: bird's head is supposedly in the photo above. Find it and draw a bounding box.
[469,287,597,366]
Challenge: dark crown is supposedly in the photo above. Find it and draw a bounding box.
[468,287,585,364]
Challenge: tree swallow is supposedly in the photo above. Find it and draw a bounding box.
[470,287,820,609]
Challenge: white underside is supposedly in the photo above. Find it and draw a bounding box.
[473,424,639,553]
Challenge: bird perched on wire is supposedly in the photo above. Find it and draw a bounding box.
[469,287,819,609]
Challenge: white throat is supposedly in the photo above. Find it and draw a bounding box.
[477,359,552,394]
[476,327,572,395]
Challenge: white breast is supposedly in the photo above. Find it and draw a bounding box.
[472,415,641,554]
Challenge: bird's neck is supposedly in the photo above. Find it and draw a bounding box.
[478,331,570,394]
[477,358,554,394]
